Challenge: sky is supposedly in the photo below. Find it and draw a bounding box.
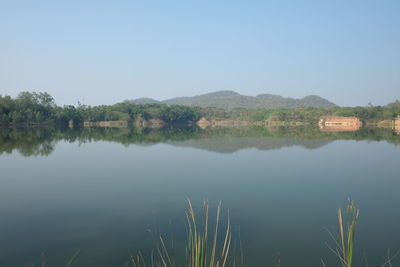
[0,0,399,107]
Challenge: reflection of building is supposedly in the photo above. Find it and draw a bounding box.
[318,116,362,132]
[196,117,211,129]
[395,116,400,134]
[84,120,128,128]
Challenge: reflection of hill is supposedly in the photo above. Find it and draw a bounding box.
[167,136,332,153]
[0,126,399,157]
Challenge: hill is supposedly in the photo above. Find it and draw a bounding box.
[131,90,337,109]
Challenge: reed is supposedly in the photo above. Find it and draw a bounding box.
[186,199,232,267]
[326,200,359,267]
[130,200,232,267]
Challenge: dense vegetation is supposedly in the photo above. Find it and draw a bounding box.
[201,101,400,124]
[0,92,201,125]
[0,92,399,126]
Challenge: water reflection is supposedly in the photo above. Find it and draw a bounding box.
[1,125,400,267]
[0,126,399,157]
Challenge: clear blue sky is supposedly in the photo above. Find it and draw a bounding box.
[1,0,399,106]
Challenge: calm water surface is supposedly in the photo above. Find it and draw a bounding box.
[0,127,399,266]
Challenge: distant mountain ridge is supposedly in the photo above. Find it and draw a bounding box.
[130,90,337,109]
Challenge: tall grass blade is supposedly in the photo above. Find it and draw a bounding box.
[327,200,359,267]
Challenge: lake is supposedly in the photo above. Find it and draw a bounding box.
[0,126,399,266]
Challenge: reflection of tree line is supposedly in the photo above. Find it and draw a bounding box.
[0,126,204,156]
[0,126,399,156]
[0,127,58,156]
[171,126,400,153]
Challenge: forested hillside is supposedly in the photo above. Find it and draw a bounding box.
[133,90,337,109]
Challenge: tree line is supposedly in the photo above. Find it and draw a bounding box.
[201,101,400,124]
[0,92,201,125]
[0,91,399,126]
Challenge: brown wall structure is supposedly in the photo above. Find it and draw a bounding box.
[318,116,362,132]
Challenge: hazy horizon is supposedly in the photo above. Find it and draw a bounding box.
[1,1,399,107]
